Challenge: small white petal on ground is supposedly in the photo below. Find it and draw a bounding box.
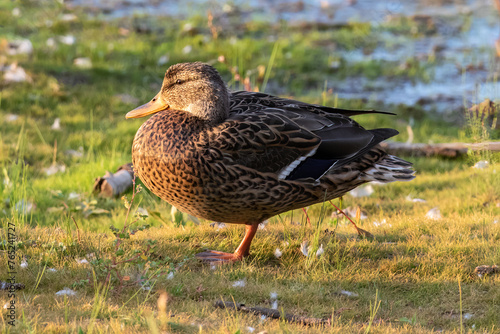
[77,259,89,265]
[340,290,359,297]
[60,13,77,22]
[472,160,489,169]
[274,248,282,258]
[342,206,368,220]
[271,300,278,309]
[157,55,169,66]
[12,7,20,16]
[246,327,255,333]
[5,114,19,122]
[68,192,81,200]
[300,241,309,256]
[64,148,84,159]
[349,184,374,198]
[20,260,28,269]
[46,38,56,47]
[55,288,76,296]
[406,195,427,203]
[74,57,92,69]
[47,268,57,272]
[426,207,442,220]
[316,244,324,257]
[210,222,226,229]
[232,279,246,288]
[7,39,33,55]
[270,292,278,300]
[3,303,9,309]
[43,163,66,176]
[258,220,269,230]
[51,118,61,130]
[166,272,175,280]
[182,45,192,54]
[58,35,75,45]
[15,200,36,214]
[464,313,473,320]
[3,63,32,83]
[136,207,149,217]
[329,60,340,69]
[373,219,391,227]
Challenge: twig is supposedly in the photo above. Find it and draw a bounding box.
[93,163,134,197]
[214,300,330,326]
[379,141,500,158]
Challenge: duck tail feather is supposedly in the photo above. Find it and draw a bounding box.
[362,154,415,183]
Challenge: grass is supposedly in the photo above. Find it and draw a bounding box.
[1,1,500,333]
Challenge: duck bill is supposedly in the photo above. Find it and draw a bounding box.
[126,94,169,119]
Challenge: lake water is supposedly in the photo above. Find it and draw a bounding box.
[67,0,500,114]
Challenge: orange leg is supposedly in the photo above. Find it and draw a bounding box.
[196,222,259,262]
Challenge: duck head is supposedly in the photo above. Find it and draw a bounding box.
[126,62,230,125]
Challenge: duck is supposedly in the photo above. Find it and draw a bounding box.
[126,62,414,262]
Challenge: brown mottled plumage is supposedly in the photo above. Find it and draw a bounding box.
[127,62,414,261]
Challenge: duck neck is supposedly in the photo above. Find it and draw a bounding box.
[187,85,230,126]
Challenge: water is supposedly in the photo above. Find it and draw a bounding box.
[67,0,500,112]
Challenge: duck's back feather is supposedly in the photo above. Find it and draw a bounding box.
[230,91,395,116]
[210,94,401,181]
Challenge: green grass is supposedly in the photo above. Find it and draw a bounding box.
[1,1,499,333]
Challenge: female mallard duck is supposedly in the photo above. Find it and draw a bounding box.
[126,62,414,262]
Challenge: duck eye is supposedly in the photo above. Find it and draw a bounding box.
[176,79,182,84]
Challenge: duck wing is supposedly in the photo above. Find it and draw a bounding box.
[230,90,395,117]
[205,110,321,177]
[208,105,397,182]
